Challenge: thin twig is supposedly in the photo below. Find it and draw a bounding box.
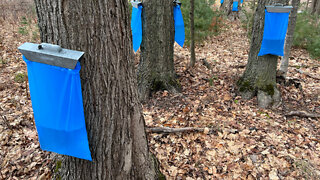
[289,65,320,68]
[310,138,320,143]
[147,127,204,133]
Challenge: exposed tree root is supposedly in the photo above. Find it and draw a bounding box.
[286,111,320,118]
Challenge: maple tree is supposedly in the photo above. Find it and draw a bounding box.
[238,0,289,108]
[34,0,158,179]
[0,0,320,179]
[279,0,300,77]
[138,0,180,101]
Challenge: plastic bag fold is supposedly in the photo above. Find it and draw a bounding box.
[174,4,185,47]
[23,56,92,161]
[232,1,239,11]
[131,5,143,52]
[258,10,290,56]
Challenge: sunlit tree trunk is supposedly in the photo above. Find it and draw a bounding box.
[279,0,300,77]
[138,0,179,101]
[34,0,157,179]
[238,0,289,108]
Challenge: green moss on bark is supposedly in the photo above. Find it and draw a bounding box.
[259,84,275,96]
[150,154,166,180]
[151,80,166,92]
[237,79,254,92]
[150,74,180,92]
[169,78,181,91]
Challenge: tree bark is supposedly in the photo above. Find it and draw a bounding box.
[190,0,196,67]
[138,0,179,101]
[316,0,320,14]
[311,0,320,14]
[220,0,240,20]
[246,0,257,37]
[238,0,288,108]
[34,0,157,179]
[279,0,300,77]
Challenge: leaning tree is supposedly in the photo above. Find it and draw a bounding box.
[279,0,300,77]
[137,0,180,101]
[34,0,159,179]
[238,0,289,108]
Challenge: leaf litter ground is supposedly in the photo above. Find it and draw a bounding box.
[144,22,320,179]
[0,5,320,180]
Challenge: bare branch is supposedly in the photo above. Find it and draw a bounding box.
[295,69,320,80]
[286,111,320,118]
[146,126,218,134]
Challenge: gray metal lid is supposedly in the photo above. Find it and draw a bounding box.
[173,0,182,5]
[131,0,142,8]
[18,42,84,69]
[266,4,293,13]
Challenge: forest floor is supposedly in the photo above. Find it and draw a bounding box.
[0,1,320,180]
[145,22,320,179]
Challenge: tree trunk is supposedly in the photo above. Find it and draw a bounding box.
[316,0,320,14]
[238,0,288,108]
[190,0,196,67]
[311,0,317,14]
[311,0,320,15]
[279,0,300,77]
[220,0,240,20]
[34,0,157,179]
[138,0,179,101]
[247,0,257,37]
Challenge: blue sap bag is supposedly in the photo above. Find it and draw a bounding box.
[174,4,185,47]
[221,0,224,4]
[232,1,239,11]
[23,56,92,161]
[131,5,143,52]
[258,10,290,56]
[240,0,243,3]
